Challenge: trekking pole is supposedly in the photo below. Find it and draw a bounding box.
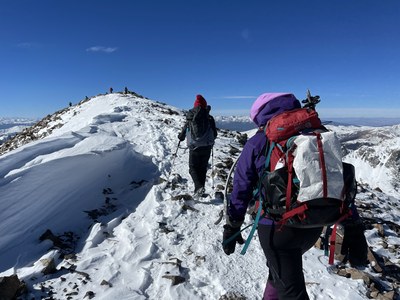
[214,155,239,225]
[211,147,215,189]
[302,89,320,110]
[167,141,181,178]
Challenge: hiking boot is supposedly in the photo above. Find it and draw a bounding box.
[193,187,205,199]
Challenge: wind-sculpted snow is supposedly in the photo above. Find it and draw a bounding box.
[92,113,127,125]
[0,134,83,179]
[0,94,399,299]
[0,138,158,271]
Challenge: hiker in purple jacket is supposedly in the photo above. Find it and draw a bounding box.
[223,93,320,299]
[222,93,368,300]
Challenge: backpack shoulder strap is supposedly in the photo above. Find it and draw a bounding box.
[242,131,274,255]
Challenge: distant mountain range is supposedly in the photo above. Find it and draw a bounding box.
[0,117,37,144]
[324,117,400,127]
[214,115,400,131]
[2,115,400,144]
[0,117,37,127]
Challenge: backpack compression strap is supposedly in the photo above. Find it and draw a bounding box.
[240,175,266,255]
[315,132,328,198]
[240,139,275,255]
[285,151,295,212]
[328,210,353,264]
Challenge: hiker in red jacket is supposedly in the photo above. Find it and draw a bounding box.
[178,95,217,197]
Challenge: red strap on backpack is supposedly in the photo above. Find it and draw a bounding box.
[328,210,353,264]
[285,151,295,211]
[280,203,308,225]
[315,132,328,198]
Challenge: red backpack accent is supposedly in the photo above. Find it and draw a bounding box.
[265,108,322,142]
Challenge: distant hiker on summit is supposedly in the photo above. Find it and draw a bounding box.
[178,95,217,198]
[222,92,368,300]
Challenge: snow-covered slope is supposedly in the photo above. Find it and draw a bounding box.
[0,94,399,299]
[329,124,400,198]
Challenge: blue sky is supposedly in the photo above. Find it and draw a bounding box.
[1,0,400,119]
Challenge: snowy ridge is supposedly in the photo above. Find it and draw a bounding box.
[330,124,400,198]
[0,94,399,299]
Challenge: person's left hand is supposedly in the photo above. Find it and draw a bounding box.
[178,132,185,141]
[222,224,244,255]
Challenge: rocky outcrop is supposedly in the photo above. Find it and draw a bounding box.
[0,275,26,300]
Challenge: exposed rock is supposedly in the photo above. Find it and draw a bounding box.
[39,229,77,255]
[159,222,175,234]
[0,275,26,300]
[195,255,206,266]
[162,274,186,286]
[228,145,241,156]
[374,223,386,237]
[41,257,57,275]
[181,204,199,212]
[236,133,248,146]
[219,291,247,300]
[39,229,65,248]
[171,194,192,201]
[100,279,113,287]
[84,291,95,299]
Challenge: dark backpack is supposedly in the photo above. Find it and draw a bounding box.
[241,107,357,259]
[186,107,215,149]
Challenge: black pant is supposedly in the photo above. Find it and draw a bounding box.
[258,223,323,300]
[189,146,212,191]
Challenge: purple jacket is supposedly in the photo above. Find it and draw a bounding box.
[227,93,301,227]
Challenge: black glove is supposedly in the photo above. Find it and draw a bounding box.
[341,220,369,267]
[178,132,185,141]
[222,224,245,255]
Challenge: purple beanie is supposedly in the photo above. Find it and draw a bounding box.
[250,93,301,127]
